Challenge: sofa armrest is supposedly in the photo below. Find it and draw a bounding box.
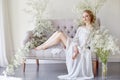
[23,30,33,45]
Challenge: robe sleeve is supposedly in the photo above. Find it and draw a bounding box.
[72,27,80,46]
[78,30,91,51]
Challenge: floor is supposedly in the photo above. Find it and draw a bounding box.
[0,62,120,80]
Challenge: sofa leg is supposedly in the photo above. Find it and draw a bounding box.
[23,59,26,72]
[93,60,99,77]
[36,59,39,71]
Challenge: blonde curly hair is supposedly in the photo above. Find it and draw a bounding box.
[83,10,96,24]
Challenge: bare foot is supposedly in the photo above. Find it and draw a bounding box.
[35,45,45,50]
[72,53,79,60]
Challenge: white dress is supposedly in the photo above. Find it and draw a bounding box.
[58,26,94,80]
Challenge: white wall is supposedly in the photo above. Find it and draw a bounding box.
[9,0,120,62]
[8,0,34,51]
[97,0,120,62]
[42,0,80,19]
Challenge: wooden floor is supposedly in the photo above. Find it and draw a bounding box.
[0,62,120,80]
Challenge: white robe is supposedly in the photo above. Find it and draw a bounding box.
[58,26,94,80]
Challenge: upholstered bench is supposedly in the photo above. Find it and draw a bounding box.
[22,19,100,76]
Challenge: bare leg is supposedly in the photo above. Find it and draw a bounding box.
[35,31,67,50]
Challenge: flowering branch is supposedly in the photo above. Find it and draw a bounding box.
[3,0,54,75]
[88,26,120,64]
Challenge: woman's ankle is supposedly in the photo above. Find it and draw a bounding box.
[35,45,45,50]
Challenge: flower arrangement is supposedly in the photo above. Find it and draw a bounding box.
[88,26,120,64]
[88,26,120,78]
[3,0,54,75]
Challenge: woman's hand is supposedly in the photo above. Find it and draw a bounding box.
[72,46,79,60]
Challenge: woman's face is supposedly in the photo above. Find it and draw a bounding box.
[82,12,91,24]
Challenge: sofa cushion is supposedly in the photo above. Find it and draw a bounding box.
[24,44,97,60]
[25,44,66,60]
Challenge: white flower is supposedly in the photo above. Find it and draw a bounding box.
[88,26,120,64]
[3,0,54,76]
[4,65,15,75]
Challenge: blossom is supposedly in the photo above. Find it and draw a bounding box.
[3,0,54,76]
[88,26,120,64]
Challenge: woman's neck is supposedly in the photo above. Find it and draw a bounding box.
[85,23,92,28]
[84,23,93,30]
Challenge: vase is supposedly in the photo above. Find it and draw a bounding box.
[102,62,108,80]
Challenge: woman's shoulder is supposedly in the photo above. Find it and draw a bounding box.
[77,26,86,30]
[78,25,94,32]
[78,26,84,29]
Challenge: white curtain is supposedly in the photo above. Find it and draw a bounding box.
[0,0,13,67]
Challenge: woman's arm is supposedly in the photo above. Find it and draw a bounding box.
[72,45,79,60]
[72,27,81,60]
[72,27,81,45]
[78,30,91,51]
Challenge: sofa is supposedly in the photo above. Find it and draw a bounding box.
[22,19,100,76]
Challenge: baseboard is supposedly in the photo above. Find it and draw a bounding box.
[98,57,120,63]
[108,57,120,62]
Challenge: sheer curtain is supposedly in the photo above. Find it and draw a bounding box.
[0,0,13,67]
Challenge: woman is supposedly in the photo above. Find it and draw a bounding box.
[35,10,95,79]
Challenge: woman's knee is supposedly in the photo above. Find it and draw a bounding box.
[57,31,64,36]
[54,31,59,34]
